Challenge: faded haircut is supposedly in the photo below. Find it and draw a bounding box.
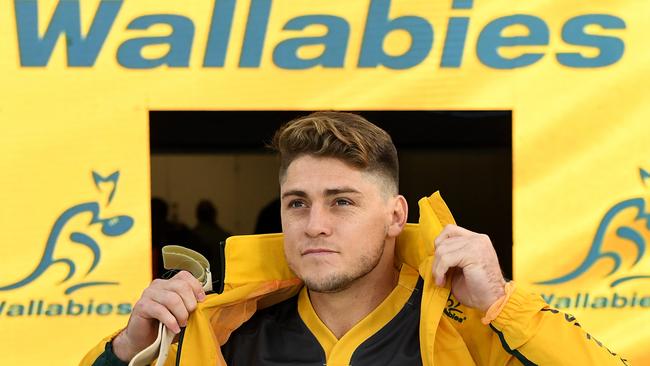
[271,111,399,194]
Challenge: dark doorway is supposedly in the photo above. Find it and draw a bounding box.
[149,111,513,279]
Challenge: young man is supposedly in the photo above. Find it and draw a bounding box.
[83,112,627,365]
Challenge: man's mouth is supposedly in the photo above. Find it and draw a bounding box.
[301,248,338,256]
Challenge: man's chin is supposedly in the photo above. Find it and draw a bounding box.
[302,274,354,293]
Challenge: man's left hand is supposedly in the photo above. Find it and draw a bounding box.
[432,224,506,312]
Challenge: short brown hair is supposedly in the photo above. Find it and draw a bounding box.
[272,112,399,193]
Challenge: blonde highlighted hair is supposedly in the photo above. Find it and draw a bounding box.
[272,111,399,193]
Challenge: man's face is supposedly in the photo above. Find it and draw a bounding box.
[280,155,397,293]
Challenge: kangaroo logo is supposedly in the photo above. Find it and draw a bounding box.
[537,168,650,288]
[443,293,467,324]
[0,171,134,295]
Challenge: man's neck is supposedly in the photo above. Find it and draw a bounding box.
[308,258,399,339]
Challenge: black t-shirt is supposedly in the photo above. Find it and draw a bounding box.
[221,278,423,365]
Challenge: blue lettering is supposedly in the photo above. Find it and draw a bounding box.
[641,297,650,307]
[7,304,24,316]
[66,300,83,316]
[477,15,549,69]
[203,0,236,67]
[612,293,628,308]
[273,16,349,69]
[441,17,469,68]
[45,304,63,316]
[15,0,121,67]
[591,297,608,308]
[452,0,473,10]
[358,0,433,69]
[557,15,625,68]
[555,296,571,309]
[13,0,626,71]
[117,15,194,69]
[240,0,272,67]
[540,293,554,304]
[117,303,133,315]
[96,303,113,315]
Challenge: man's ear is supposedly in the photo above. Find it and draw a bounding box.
[387,195,408,238]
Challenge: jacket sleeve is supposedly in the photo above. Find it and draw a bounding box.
[85,342,129,366]
[79,330,126,366]
[78,330,180,366]
[453,283,630,366]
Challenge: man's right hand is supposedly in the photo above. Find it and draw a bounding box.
[111,270,207,362]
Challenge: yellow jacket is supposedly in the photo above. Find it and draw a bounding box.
[81,193,628,365]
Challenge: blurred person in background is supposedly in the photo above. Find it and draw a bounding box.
[151,197,194,278]
[191,199,231,268]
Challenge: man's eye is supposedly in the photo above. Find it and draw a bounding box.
[335,199,352,206]
[288,200,306,209]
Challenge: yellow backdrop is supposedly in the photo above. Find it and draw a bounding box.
[0,0,647,364]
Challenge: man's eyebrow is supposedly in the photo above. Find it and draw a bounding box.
[281,190,307,199]
[281,187,362,199]
[324,187,362,196]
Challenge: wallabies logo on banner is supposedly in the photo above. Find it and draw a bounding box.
[0,171,134,295]
[537,168,650,310]
[538,168,650,287]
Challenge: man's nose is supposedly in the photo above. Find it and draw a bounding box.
[305,205,332,237]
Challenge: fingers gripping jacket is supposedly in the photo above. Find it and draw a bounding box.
[129,245,213,366]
